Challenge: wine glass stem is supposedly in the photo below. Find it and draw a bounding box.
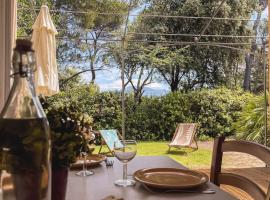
[83,154,86,172]
[123,163,127,181]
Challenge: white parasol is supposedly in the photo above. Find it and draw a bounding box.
[32,5,59,96]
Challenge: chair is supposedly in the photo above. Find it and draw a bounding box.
[210,136,270,200]
[98,129,122,155]
[168,123,198,152]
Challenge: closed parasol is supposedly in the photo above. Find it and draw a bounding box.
[32,5,59,96]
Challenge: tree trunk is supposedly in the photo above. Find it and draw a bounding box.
[243,0,266,91]
[90,40,98,84]
[134,90,143,104]
[243,54,253,91]
[170,82,179,92]
[90,62,96,83]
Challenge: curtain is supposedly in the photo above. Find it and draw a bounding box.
[0,0,17,111]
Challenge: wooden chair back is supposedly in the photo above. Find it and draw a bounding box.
[267,182,270,200]
[210,136,270,200]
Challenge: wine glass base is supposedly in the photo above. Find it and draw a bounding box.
[76,170,94,177]
[114,179,136,187]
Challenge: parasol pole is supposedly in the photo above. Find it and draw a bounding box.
[263,46,268,146]
[120,38,126,140]
[120,0,133,140]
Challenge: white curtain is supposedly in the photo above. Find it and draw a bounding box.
[0,0,17,111]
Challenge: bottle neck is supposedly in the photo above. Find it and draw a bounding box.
[13,71,37,97]
[0,73,45,119]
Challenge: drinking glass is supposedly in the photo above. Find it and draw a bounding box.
[76,148,94,177]
[114,140,137,187]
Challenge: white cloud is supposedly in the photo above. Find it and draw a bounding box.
[80,69,169,92]
[99,78,169,92]
[99,79,123,91]
[146,82,168,90]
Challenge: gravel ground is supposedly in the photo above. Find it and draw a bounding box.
[197,141,265,168]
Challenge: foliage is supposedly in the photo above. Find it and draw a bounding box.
[58,67,83,91]
[43,84,122,130]
[40,93,94,168]
[54,0,138,83]
[17,0,69,37]
[149,47,192,91]
[187,88,254,137]
[125,87,253,140]
[88,91,122,130]
[233,94,269,144]
[17,0,268,94]
[243,0,268,91]
[42,87,254,141]
[17,0,138,84]
[133,0,257,91]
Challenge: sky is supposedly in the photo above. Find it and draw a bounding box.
[82,68,170,94]
[81,6,268,95]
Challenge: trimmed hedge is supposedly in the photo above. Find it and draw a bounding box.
[43,86,254,140]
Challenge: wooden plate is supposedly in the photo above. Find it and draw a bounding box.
[133,168,208,189]
[70,154,106,170]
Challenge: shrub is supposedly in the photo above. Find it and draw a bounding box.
[233,94,269,144]
[42,86,255,141]
[187,87,254,138]
[125,95,164,140]
[125,87,252,140]
[44,85,122,131]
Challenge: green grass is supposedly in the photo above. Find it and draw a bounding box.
[95,141,212,169]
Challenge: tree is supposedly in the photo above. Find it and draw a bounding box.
[124,45,155,103]
[105,42,155,103]
[251,20,268,93]
[135,0,257,91]
[55,0,139,83]
[243,0,268,91]
[17,0,67,37]
[150,47,191,92]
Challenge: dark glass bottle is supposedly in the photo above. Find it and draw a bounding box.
[0,40,51,200]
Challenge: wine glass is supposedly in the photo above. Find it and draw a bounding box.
[76,144,94,177]
[114,140,137,187]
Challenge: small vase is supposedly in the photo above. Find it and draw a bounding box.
[52,167,69,200]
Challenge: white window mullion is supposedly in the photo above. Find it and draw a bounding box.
[0,0,17,112]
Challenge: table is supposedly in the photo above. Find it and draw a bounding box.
[66,156,237,200]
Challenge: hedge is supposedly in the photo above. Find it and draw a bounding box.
[43,86,254,141]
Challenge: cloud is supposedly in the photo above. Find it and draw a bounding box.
[99,79,123,91]
[80,68,169,92]
[146,82,168,90]
[99,79,169,92]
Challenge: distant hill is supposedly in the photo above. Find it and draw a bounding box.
[125,86,169,96]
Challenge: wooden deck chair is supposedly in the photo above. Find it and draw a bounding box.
[168,123,198,152]
[98,129,122,155]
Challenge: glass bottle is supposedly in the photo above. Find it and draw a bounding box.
[0,39,51,200]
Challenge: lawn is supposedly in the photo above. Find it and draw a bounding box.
[95,141,212,169]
